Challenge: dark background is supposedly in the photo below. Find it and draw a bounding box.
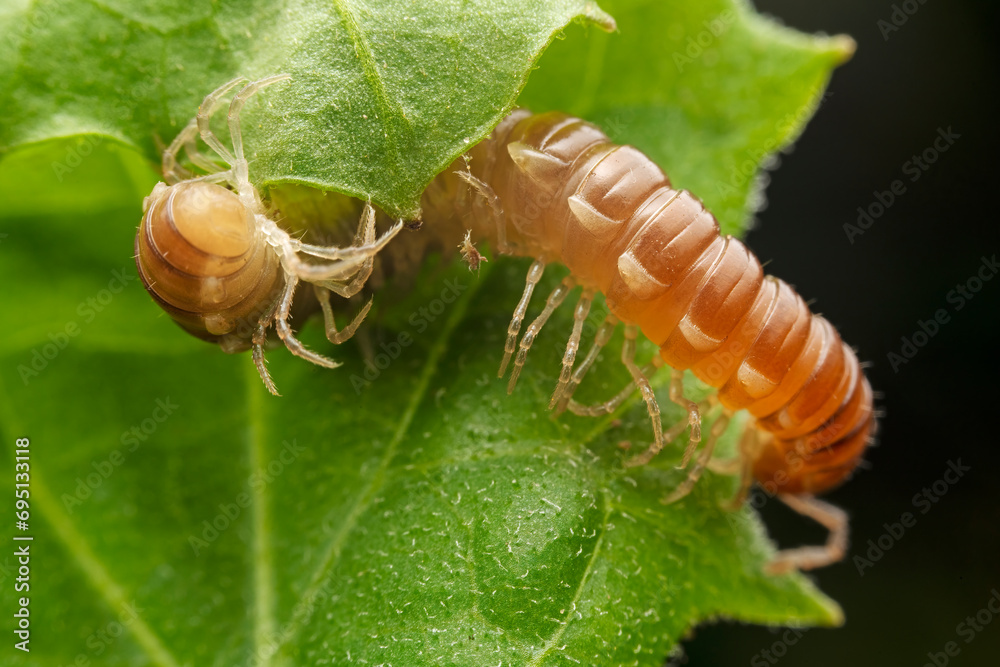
[684,0,1000,665]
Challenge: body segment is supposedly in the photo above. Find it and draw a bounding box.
[426,110,875,499]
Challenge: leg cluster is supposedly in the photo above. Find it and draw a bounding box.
[496,259,733,499]
[498,264,848,572]
[161,75,402,394]
[458,136,851,575]
[456,172,705,485]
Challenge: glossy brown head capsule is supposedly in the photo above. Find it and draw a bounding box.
[137,181,282,352]
[135,75,402,394]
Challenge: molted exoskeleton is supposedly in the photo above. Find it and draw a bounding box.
[137,181,283,352]
[135,75,402,394]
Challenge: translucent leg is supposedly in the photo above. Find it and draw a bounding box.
[183,171,236,185]
[251,340,279,396]
[707,456,743,475]
[315,285,372,345]
[278,220,403,283]
[162,119,199,184]
[613,367,700,467]
[670,369,703,469]
[618,325,666,467]
[549,289,594,409]
[227,74,292,162]
[552,314,618,415]
[184,133,226,174]
[162,117,227,181]
[566,356,659,417]
[507,277,574,393]
[661,412,732,503]
[317,203,378,299]
[251,290,283,396]
[196,76,247,164]
[455,170,512,253]
[498,259,545,378]
[765,495,849,574]
[291,219,403,263]
[272,274,341,370]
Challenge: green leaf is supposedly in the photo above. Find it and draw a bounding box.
[0,0,613,218]
[0,0,854,665]
[0,180,841,664]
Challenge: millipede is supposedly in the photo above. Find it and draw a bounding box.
[136,76,877,574]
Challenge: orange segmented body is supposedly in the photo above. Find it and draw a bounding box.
[141,80,871,570]
[423,109,875,511]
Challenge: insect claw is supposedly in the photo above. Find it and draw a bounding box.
[252,342,280,396]
[507,345,529,393]
[498,350,514,379]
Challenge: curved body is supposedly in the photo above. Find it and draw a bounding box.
[137,181,284,351]
[135,75,402,395]
[424,110,874,496]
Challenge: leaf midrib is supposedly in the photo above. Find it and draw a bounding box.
[271,262,488,656]
[246,362,277,667]
[527,493,611,666]
[0,374,182,667]
[329,0,406,167]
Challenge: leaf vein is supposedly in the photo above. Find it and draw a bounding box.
[527,491,611,666]
[0,376,183,667]
[246,362,277,667]
[272,262,487,654]
[329,0,407,165]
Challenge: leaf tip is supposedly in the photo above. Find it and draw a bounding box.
[801,591,846,628]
